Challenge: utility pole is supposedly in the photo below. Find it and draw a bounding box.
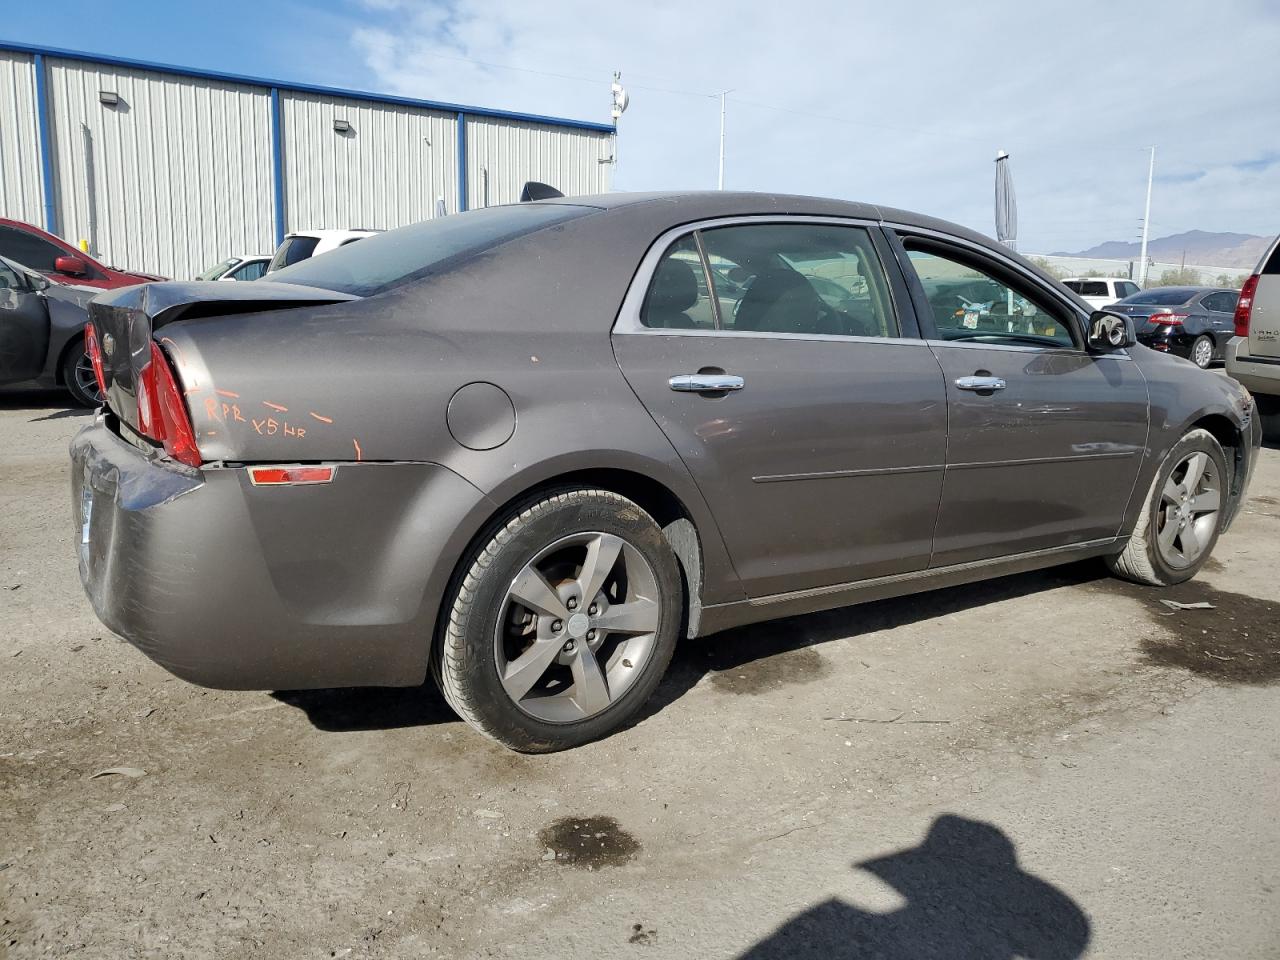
[718,91,732,190]
[1138,146,1156,285]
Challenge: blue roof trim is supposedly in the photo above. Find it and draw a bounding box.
[0,39,616,134]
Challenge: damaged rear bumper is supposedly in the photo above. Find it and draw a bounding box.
[70,417,488,690]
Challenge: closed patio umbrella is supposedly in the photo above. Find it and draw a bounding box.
[995,150,1017,251]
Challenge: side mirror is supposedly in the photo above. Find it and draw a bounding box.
[26,272,50,292]
[54,254,88,276]
[1087,309,1137,352]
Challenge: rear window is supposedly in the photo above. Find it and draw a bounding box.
[1263,238,1280,275]
[1064,280,1108,296]
[269,235,321,273]
[1120,289,1194,306]
[267,205,595,296]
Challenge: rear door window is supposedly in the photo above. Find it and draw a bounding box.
[1202,291,1237,313]
[641,222,898,338]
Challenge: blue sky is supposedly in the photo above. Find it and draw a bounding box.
[6,0,1280,252]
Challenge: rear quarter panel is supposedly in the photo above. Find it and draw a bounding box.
[159,213,744,607]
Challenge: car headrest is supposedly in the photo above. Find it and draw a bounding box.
[647,258,699,313]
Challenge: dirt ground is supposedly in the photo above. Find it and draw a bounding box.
[2,391,1278,959]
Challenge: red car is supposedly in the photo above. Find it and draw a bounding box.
[0,218,164,290]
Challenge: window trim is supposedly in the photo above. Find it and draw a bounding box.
[614,215,917,344]
[885,225,1105,356]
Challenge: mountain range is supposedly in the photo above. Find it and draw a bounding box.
[1052,230,1271,268]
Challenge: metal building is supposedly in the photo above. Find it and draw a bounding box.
[0,42,614,279]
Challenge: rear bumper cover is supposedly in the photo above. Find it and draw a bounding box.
[1226,336,1280,398]
[70,418,488,690]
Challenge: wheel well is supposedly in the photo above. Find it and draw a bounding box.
[53,332,85,386]
[1192,413,1243,497]
[457,468,706,640]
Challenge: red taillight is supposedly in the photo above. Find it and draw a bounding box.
[137,341,201,467]
[1153,312,1188,326]
[1235,274,1259,336]
[83,323,107,397]
[247,466,336,486]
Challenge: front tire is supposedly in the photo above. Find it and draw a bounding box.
[435,488,683,752]
[61,339,103,407]
[1107,428,1227,586]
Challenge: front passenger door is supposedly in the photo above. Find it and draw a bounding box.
[0,262,51,385]
[894,236,1149,567]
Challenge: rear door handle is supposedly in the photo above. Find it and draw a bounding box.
[955,375,1007,392]
[669,374,745,393]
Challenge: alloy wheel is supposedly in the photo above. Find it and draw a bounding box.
[1192,337,1213,369]
[74,351,104,404]
[1155,451,1220,569]
[494,532,661,723]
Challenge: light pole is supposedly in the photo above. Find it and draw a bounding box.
[718,90,732,190]
[1138,146,1156,286]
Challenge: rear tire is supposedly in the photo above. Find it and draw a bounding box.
[434,488,683,753]
[1107,428,1227,586]
[61,339,102,407]
[1190,335,1214,369]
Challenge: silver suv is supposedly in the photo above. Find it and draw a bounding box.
[1226,237,1280,435]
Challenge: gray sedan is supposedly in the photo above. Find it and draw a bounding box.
[71,192,1261,752]
[0,254,100,406]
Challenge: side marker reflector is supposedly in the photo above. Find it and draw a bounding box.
[248,466,336,486]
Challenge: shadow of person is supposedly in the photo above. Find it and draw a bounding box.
[739,815,1090,960]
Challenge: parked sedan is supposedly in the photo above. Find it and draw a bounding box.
[195,254,272,282]
[71,192,1260,752]
[0,254,99,405]
[1108,286,1239,368]
[0,217,163,290]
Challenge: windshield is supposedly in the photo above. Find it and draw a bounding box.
[1121,289,1194,306]
[196,257,238,280]
[267,204,595,296]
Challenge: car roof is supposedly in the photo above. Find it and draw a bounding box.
[533,190,1013,251]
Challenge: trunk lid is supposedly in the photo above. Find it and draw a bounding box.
[88,281,356,431]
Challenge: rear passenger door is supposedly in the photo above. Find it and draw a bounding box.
[612,218,948,599]
[889,231,1149,566]
[1201,291,1238,338]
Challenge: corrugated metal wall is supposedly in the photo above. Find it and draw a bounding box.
[0,51,44,225]
[1,46,614,280]
[45,58,275,279]
[466,116,612,208]
[281,92,457,230]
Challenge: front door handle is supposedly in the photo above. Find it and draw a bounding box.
[955,375,1007,392]
[669,374,745,393]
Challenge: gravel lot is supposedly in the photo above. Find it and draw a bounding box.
[3,391,1278,959]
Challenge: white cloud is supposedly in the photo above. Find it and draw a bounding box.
[341,0,1280,251]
